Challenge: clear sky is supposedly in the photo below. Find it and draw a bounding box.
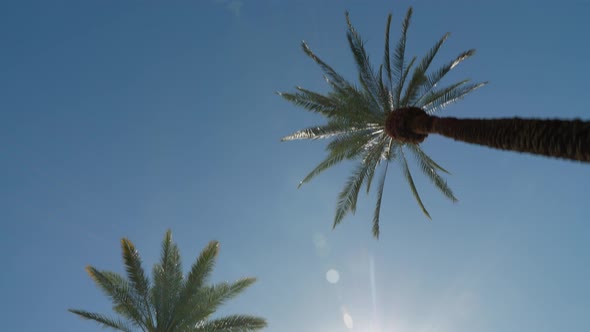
[1,1,589,332]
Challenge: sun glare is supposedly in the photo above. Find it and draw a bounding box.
[342,311,354,329]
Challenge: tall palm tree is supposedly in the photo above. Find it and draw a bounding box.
[69,230,267,332]
[279,7,590,238]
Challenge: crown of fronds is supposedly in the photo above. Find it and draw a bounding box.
[279,7,487,238]
[69,230,267,332]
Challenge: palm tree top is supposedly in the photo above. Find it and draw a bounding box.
[279,7,486,237]
[69,230,267,332]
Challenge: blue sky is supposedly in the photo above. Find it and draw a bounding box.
[1,1,589,332]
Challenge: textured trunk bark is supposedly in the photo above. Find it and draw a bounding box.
[416,116,590,162]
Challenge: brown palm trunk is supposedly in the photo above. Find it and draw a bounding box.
[422,116,590,162]
[385,107,590,162]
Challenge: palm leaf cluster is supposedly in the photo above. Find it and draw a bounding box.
[69,230,267,332]
[280,7,486,237]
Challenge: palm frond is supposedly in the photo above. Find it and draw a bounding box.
[204,278,257,308]
[282,84,381,124]
[334,142,385,227]
[376,65,394,113]
[301,41,352,94]
[401,32,450,106]
[407,144,457,202]
[422,81,488,113]
[297,131,376,188]
[179,278,258,328]
[345,12,381,110]
[85,267,146,327]
[334,165,368,227]
[419,79,467,108]
[168,241,220,330]
[406,143,450,174]
[396,56,417,109]
[281,121,366,141]
[121,239,150,297]
[169,240,220,330]
[277,88,338,116]
[336,89,383,123]
[195,315,267,332]
[392,7,413,107]
[383,13,393,90]
[68,309,134,332]
[364,136,388,193]
[181,241,219,298]
[415,49,476,106]
[372,160,390,238]
[121,238,154,329]
[400,147,431,219]
[152,230,183,330]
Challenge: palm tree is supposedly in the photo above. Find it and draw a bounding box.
[69,230,267,332]
[279,7,590,238]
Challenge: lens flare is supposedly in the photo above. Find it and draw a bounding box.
[326,269,340,284]
[342,311,354,329]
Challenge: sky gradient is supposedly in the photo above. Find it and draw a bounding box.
[1,1,589,332]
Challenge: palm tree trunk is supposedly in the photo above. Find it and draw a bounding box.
[386,107,590,162]
[421,116,590,162]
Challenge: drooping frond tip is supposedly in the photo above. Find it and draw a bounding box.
[451,49,476,69]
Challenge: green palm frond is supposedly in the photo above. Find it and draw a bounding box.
[383,14,393,90]
[334,139,386,227]
[280,85,381,125]
[68,309,134,332]
[401,32,450,106]
[364,136,389,193]
[281,6,485,237]
[400,147,431,219]
[301,41,353,95]
[418,79,468,109]
[397,56,417,108]
[407,144,457,202]
[415,49,476,106]
[406,143,450,174]
[422,81,488,113]
[334,163,368,227]
[182,240,219,295]
[151,230,183,330]
[281,121,365,141]
[372,160,390,238]
[278,88,338,116]
[203,278,257,308]
[121,238,155,330]
[85,267,146,327]
[196,315,268,332]
[345,12,381,110]
[177,278,257,330]
[392,7,413,108]
[169,240,220,329]
[377,65,391,110]
[336,91,383,123]
[297,131,375,188]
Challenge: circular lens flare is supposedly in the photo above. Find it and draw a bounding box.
[326,269,340,284]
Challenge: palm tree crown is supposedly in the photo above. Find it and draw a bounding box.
[279,7,486,237]
[69,230,267,332]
